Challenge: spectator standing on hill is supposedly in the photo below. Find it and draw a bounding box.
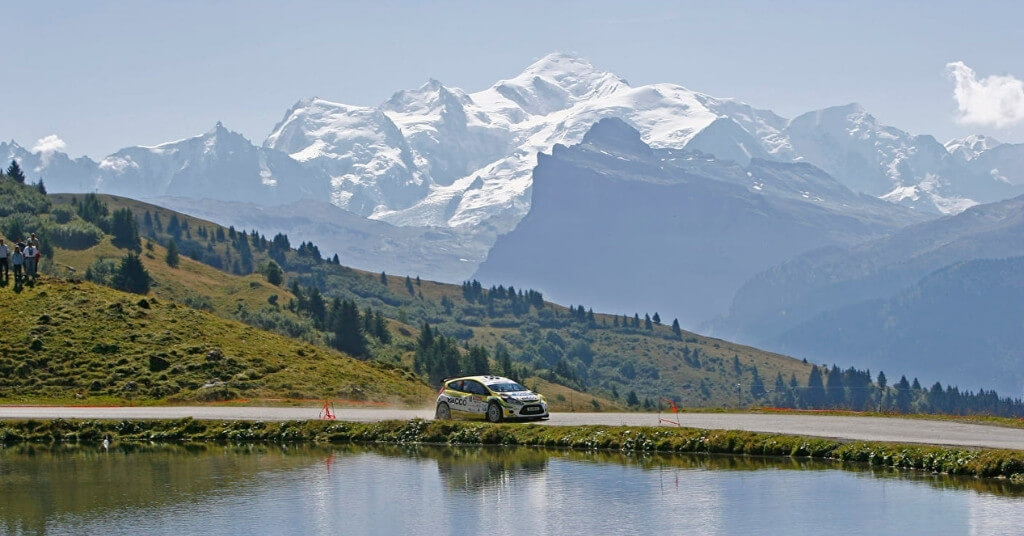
[0,239,9,280]
[28,233,41,273]
[23,242,37,279]
[11,246,24,282]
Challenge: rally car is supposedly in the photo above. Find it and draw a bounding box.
[435,375,549,422]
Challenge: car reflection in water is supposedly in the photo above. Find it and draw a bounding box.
[431,446,550,492]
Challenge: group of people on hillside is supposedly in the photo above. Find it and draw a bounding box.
[0,233,41,284]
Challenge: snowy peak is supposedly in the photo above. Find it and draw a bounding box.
[511,53,629,100]
[263,97,423,213]
[945,134,1002,162]
[684,117,768,165]
[482,53,629,116]
[382,79,471,116]
[265,97,411,165]
[787,102,871,134]
[91,120,330,205]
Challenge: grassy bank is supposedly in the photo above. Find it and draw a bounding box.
[3,418,1024,481]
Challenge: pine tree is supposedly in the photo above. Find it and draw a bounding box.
[644,313,653,330]
[805,366,826,408]
[825,364,846,408]
[773,372,793,408]
[380,271,388,286]
[110,208,140,251]
[35,179,46,194]
[895,375,912,412]
[332,253,340,265]
[405,275,415,295]
[373,312,391,343]
[328,298,367,358]
[626,390,640,407]
[671,318,682,338]
[6,160,26,183]
[262,260,283,286]
[166,214,182,240]
[112,253,151,294]
[652,312,661,324]
[750,366,766,399]
[165,238,179,268]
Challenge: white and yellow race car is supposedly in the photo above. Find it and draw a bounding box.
[435,375,549,422]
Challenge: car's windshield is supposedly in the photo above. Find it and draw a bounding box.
[488,382,527,393]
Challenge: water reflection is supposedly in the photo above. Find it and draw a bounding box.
[1,443,1022,535]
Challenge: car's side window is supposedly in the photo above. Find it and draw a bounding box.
[466,381,487,395]
[448,380,463,392]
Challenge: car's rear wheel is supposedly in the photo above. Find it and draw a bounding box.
[486,401,503,423]
[435,402,451,420]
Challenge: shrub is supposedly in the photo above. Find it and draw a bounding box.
[50,205,75,224]
[47,220,104,250]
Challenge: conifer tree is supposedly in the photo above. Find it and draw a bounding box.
[750,366,766,399]
[6,160,26,183]
[110,208,140,251]
[112,253,151,294]
[895,375,912,412]
[35,179,46,195]
[671,318,682,338]
[165,238,179,268]
[328,298,367,358]
[262,260,283,286]
[652,312,661,324]
[626,390,640,407]
[644,313,653,330]
[825,364,846,408]
[806,366,826,408]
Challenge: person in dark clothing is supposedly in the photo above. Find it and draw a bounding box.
[0,239,9,280]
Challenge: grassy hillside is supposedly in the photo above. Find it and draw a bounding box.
[0,279,432,405]
[40,193,816,409]
[7,186,1016,415]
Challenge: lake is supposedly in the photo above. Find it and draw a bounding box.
[1,443,1022,535]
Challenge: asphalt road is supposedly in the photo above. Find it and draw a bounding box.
[2,406,1022,450]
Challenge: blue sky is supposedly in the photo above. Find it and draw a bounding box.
[4,0,1023,158]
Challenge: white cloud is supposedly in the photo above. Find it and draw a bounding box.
[946,61,1024,128]
[31,134,67,154]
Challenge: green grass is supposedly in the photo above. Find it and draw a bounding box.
[0,279,432,405]
[4,418,1024,480]
[43,193,818,409]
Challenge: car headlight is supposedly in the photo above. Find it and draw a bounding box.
[500,395,524,406]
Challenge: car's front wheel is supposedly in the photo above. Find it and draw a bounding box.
[435,402,451,420]
[486,401,503,423]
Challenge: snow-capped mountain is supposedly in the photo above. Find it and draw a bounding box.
[262,54,1024,226]
[0,140,100,191]
[265,53,789,232]
[98,122,330,204]
[11,52,1024,229]
[945,134,1002,162]
[5,51,1024,282]
[474,118,924,326]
